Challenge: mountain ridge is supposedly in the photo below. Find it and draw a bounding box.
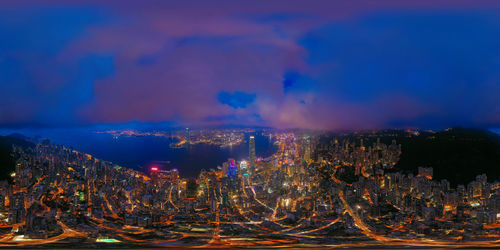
[382,127,500,186]
[0,134,35,182]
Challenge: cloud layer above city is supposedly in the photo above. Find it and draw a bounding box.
[1,0,500,130]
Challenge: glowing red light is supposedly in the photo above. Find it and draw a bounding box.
[151,167,158,171]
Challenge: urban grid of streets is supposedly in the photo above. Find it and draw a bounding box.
[0,129,499,248]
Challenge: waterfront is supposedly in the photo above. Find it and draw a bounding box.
[0,128,277,178]
[1,129,498,248]
[2,0,500,247]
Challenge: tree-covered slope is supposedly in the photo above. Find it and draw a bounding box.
[0,134,34,182]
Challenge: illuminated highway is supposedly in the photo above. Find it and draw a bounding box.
[2,131,498,248]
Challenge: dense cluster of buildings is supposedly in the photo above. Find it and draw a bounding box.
[101,128,250,148]
[0,130,498,247]
[312,134,500,241]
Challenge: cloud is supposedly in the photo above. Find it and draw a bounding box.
[1,1,500,130]
[284,10,500,129]
[0,6,110,127]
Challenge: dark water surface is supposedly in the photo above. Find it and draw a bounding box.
[0,128,277,178]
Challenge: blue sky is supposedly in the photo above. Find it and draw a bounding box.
[1,0,500,130]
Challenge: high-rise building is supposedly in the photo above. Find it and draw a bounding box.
[9,192,26,224]
[240,160,250,186]
[185,128,190,148]
[303,136,311,162]
[227,159,238,183]
[249,136,256,173]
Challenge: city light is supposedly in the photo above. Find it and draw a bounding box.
[1,128,499,248]
[2,0,499,247]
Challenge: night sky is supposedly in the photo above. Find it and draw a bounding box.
[1,0,500,130]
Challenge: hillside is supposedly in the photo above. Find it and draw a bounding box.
[382,128,500,187]
[0,134,34,182]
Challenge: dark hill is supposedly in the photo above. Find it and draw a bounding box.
[0,134,34,182]
[381,128,500,187]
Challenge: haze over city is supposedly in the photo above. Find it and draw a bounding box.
[1,1,500,249]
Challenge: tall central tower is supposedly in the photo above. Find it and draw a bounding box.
[249,135,256,173]
[303,136,311,162]
[185,128,190,148]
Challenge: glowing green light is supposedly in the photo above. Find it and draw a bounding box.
[96,238,121,243]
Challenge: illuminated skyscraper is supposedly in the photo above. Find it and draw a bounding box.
[249,136,256,172]
[185,128,190,148]
[240,160,250,186]
[227,159,238,182]
[303,136,311,162]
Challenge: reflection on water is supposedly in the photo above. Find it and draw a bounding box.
[0,128,277,178]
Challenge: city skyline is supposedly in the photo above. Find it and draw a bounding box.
[1,0,500,130]
[1,1,500,248]
[0,128,498,247]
